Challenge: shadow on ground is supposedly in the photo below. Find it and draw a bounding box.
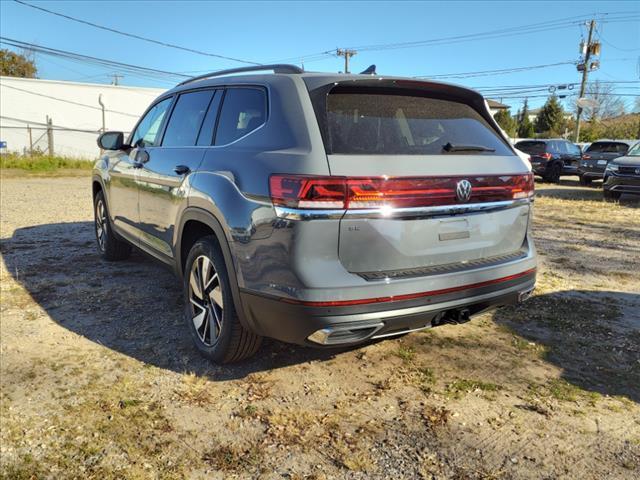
[2,222,639,401]
[0,221,359,381]
[493,289,640,402]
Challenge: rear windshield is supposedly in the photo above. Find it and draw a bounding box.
[324,91,511,155]
[585,142,629,154]
[515,141,546,154]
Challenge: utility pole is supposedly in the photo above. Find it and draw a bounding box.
[336,48,357,74]
[575,20,599,142]
[110,73,123,86]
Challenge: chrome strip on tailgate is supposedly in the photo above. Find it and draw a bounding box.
[275,198,532,221]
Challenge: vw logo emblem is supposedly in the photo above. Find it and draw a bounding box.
[456,179,472,203]
[636,168,640,175]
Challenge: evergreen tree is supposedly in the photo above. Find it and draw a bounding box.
[534,95,566,136]
[517,99,535,138]
[494,108,517,138]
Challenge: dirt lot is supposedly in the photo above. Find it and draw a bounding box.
[1,175,639,479]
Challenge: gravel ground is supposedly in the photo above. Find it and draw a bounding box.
[1,175,639,479]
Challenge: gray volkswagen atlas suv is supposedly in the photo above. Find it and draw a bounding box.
[93,65,537,363]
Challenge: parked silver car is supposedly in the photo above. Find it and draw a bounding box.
[93,65,537,363]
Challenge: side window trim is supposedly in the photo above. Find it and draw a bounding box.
[211,89,227,145]
[195,88,224,146]
[128,95,175,148]
[154,95,178,147]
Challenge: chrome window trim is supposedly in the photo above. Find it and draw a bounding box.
[274,198,532,221]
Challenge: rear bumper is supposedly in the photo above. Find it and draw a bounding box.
[240,269,536,346]
[530,161,548,176]
[603,174,640,194]
[578,165,605,178]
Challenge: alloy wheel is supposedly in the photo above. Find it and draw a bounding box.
[95,199,107,252]
[188,255,224,346]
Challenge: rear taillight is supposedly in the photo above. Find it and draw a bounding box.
[269,173,534,210]
[583,154,591,160]
[541,152,553,160]
[269,175,346,209]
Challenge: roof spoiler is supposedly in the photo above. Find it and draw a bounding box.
[178,64,304,86]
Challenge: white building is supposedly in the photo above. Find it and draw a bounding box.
[0,76,165,158]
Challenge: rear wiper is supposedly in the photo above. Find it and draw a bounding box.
[442,142,495,153]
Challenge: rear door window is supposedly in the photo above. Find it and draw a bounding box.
[324,90,511,155]
[586,142,629,154]
[162,90,215,147]
[514,141,546,155]
[215,87,267,145]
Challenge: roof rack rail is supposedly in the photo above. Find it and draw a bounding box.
[177,64,304,86]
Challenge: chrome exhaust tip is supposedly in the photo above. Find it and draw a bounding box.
[518,288,535,303]
[307,322,384,345]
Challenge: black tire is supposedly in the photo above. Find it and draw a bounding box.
[183,236,262,363]
[94,190,131,261]
[579,175,592,186]
[603,189,621,202]
[544,163,562,184]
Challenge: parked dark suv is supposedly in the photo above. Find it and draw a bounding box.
[93,65,537,363]
[603,142,640,201]
[514,139,582,183]
[578,139,635,185]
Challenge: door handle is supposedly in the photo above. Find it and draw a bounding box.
[174,165,191,175]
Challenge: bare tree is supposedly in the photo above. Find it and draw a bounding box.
[577,81,626,121]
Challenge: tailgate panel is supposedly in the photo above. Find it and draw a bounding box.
[339,204,530,273]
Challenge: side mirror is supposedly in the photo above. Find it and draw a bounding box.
[97,131,126,151]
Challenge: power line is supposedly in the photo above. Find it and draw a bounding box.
[1,115,102,133]
[595,27,640,52]
[0,83,140,118]
[415,61,577,79]
[13,0,261,66]
[344,13,640,53]
[0,37,189,81]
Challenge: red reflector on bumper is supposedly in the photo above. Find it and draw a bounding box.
[281,268,536,307]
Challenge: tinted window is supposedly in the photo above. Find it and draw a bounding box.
[568,143,581,155]
[586,142,629,154]
[196,90,222,146]
[215,88,267,145]
[131,97,172,148]
[514,141,546,154]
[163,90,214,147]
[325,91,511,155]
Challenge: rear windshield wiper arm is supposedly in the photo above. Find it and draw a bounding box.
[442,142,495,153]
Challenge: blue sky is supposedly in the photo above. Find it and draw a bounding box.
[1,0,638,111]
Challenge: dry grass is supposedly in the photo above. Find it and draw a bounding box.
[1,179,639,478]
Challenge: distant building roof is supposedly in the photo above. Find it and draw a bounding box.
[486,99,509,110]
